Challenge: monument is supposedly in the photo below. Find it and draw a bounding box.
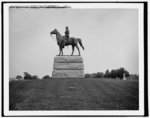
[50,28,85,78]
[123,73,126,80]
[52,56,84,78]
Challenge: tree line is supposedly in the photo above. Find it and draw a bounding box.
[85,67,138,80]
[15,67,138,80]
[16,72,51,80]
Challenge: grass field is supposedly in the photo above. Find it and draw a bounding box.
[9,78,139,110]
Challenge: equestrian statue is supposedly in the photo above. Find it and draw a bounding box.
[50,26,84,56]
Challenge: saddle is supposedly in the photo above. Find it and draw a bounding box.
[61,36,70,48]
[65,36,70,42]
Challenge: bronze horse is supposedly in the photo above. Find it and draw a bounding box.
[50,29,84,56]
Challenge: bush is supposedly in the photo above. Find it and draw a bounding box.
[85,74,90,78]
[129,74,139,80]
[85,72,104,78]
[24,72,39,80]
[42,75,51,79]
[32,75,39,80]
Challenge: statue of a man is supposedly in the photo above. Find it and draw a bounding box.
[62,26,70,48]
[65,26,70,40]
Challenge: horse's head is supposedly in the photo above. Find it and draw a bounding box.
[50,29,57,35]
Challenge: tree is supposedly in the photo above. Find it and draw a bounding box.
[118,67,125,79]
[104,69,110,78]
[24,72,32,80]
[110,69,118,79]
[117,67,130,79]
[96,72,104,78]
[24,72,39,80]
[92,73,97,78]
[124,70,129,77]
[106,67,130,79]
[16,75,23,80]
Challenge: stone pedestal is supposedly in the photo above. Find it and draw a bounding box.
[52,56,84,78]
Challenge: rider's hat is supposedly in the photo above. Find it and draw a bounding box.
[66,26,68,29]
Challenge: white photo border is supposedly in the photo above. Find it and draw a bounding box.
[2,1,147,117]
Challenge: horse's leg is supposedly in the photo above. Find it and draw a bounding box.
[76,45,80,56]
[61,48,63,56]
[60,47,63,56]
[58,46,61,56]
[71,45,75,56]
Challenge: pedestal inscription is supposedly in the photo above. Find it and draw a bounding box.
[52,56,84,78]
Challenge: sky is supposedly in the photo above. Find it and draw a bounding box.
[9,7,139,78]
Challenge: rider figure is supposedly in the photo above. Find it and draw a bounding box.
[62,26,70,48]
[65,26,70,40]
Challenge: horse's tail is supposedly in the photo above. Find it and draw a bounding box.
[77,38,84,50]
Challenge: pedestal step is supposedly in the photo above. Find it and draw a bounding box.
[52,70,84,78]
[53,63,84,70]
[54,56,83,63]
